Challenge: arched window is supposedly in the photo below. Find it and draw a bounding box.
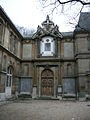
[67,64,72,76]
[16,62,20,75]
[24,64,29,76]
[14,37,17,55]
[89,62,90,71]
[9,32,14,53]
[3,55,7,71]
[6,67,12,87]
[0,18,4,44]
[87,36,90,50]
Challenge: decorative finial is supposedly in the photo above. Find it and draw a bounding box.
[46,15,49,20]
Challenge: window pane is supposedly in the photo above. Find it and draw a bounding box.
[9,76,12,86]
[45,43,51,51]
[10,68,12,74]
[6,76,9,87]
[88,40,90,50]
[6,75,9,87]
[6,67,12,87]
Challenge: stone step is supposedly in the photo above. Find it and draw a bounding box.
[35,96,59,100]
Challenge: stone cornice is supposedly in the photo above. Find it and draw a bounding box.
[22,58,75,62]
[75,52,90,59]
[0,44,22,61]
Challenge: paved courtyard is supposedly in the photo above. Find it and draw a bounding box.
[0,100,90,120]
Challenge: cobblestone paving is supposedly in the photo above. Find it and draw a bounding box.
[0,100,90,120]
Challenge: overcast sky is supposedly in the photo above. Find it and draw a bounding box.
[0,0,89,32]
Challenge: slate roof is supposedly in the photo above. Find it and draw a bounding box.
[61,32,73,37]
[75,12,90,32]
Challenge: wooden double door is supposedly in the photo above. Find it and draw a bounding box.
[41,69,54,96]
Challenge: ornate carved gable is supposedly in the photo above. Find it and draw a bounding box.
[32,15,63,39]
[42,15,54,32]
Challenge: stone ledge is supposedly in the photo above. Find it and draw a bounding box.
[62,94,76,100]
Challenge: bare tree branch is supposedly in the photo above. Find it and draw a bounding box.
[57,0,90,5]
[40,0,90,30]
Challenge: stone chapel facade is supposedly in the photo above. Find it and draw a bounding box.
[0,6,90,100]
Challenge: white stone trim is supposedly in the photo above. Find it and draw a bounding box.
[40,36,55,56]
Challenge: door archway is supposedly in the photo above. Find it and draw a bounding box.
[41,69,54,96]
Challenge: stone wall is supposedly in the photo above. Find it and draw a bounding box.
[64,43,74,58]
[75,33,90,97]
[23,44,32,59]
